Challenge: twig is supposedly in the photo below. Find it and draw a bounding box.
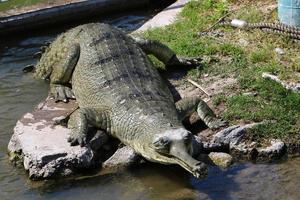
[187,78,212,97]
[203,12,231,32]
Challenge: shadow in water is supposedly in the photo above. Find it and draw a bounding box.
[25,162,247,200]
[191,164,247,200]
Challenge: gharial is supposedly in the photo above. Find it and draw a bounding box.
[31,23,227,178]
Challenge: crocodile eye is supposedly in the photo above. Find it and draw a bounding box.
[153,136,170,151]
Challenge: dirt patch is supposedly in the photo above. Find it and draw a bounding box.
[164,69,237,107]
[229,0,276,15]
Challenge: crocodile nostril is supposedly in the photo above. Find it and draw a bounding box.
[195,162,206,168]
[193,162,208,178]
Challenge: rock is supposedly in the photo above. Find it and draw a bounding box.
[89,130,109,151]
[7,98,99,180]
[208,152,233,168]
[275,47,284,55]
[102,146,141,172]
[257,139,286,162]
[192,135,229,155]
[7,97,144,179]
[193,123,287,162]
[211,123,259,160]
[239,38,249,47]
[212,125,249,146]
[242,92,258,97]
[210,123,287,161]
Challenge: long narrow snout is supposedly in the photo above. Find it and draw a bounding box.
[169,143,208,178]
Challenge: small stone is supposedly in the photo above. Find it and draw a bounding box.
[239,38,249,47]
[257,139,286,161]
[89,130,109,151]
[212,123,261,146]
[62,168,73,176]
[208,152,233,168]
[243,92,258,97]
[275,48,284,55]
[249,142,257,148]
[102,146,140,172]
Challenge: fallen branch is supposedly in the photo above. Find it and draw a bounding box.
[187,78,212,97]
[203,12,231,32]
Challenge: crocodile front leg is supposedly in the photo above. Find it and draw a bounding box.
[67,108,111,147]
[49,43,80,102]
[132,37,202,69]
[176,97,227,129]
[67,108,89,146]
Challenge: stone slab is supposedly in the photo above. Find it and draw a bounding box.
[102,146,140,172]
[7,98,97,179]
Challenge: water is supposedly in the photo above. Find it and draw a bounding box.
[0,10,300,200]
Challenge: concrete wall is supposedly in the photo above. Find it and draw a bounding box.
[0,0,150,35]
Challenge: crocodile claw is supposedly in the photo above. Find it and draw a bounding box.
[167,55,202,68]
[67,134,87,147]
[179,56,202,66]
[50,85,75,103]
[193,162,208,179]
[208,119,228,130]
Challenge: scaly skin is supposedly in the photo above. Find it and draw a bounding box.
[34,23,226,178]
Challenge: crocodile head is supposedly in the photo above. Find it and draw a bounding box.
[142,128,208,178]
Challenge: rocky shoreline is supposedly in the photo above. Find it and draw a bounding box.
[7,96,287,179]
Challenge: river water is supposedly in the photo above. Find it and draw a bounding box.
[0,9,300,200]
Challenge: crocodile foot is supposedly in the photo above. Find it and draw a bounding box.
[67,132,87,147]
[167,55,202,68]
[50,84,75,103]
[208,119,228,130]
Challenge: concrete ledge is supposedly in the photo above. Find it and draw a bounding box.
[0,0,150,35]
[137,0,189,32]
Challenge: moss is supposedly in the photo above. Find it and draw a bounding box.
[8,150,24,166]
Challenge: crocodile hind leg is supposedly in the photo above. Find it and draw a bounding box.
[175,97,227,129]
[132,37,202,68]
[49,43,80,102]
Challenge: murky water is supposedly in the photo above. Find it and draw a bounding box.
[0,9,300,200]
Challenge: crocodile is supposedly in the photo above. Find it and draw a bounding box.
[33,23,226,178]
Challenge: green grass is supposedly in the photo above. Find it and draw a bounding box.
[0,0,47,12]
[142,0,300,141]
